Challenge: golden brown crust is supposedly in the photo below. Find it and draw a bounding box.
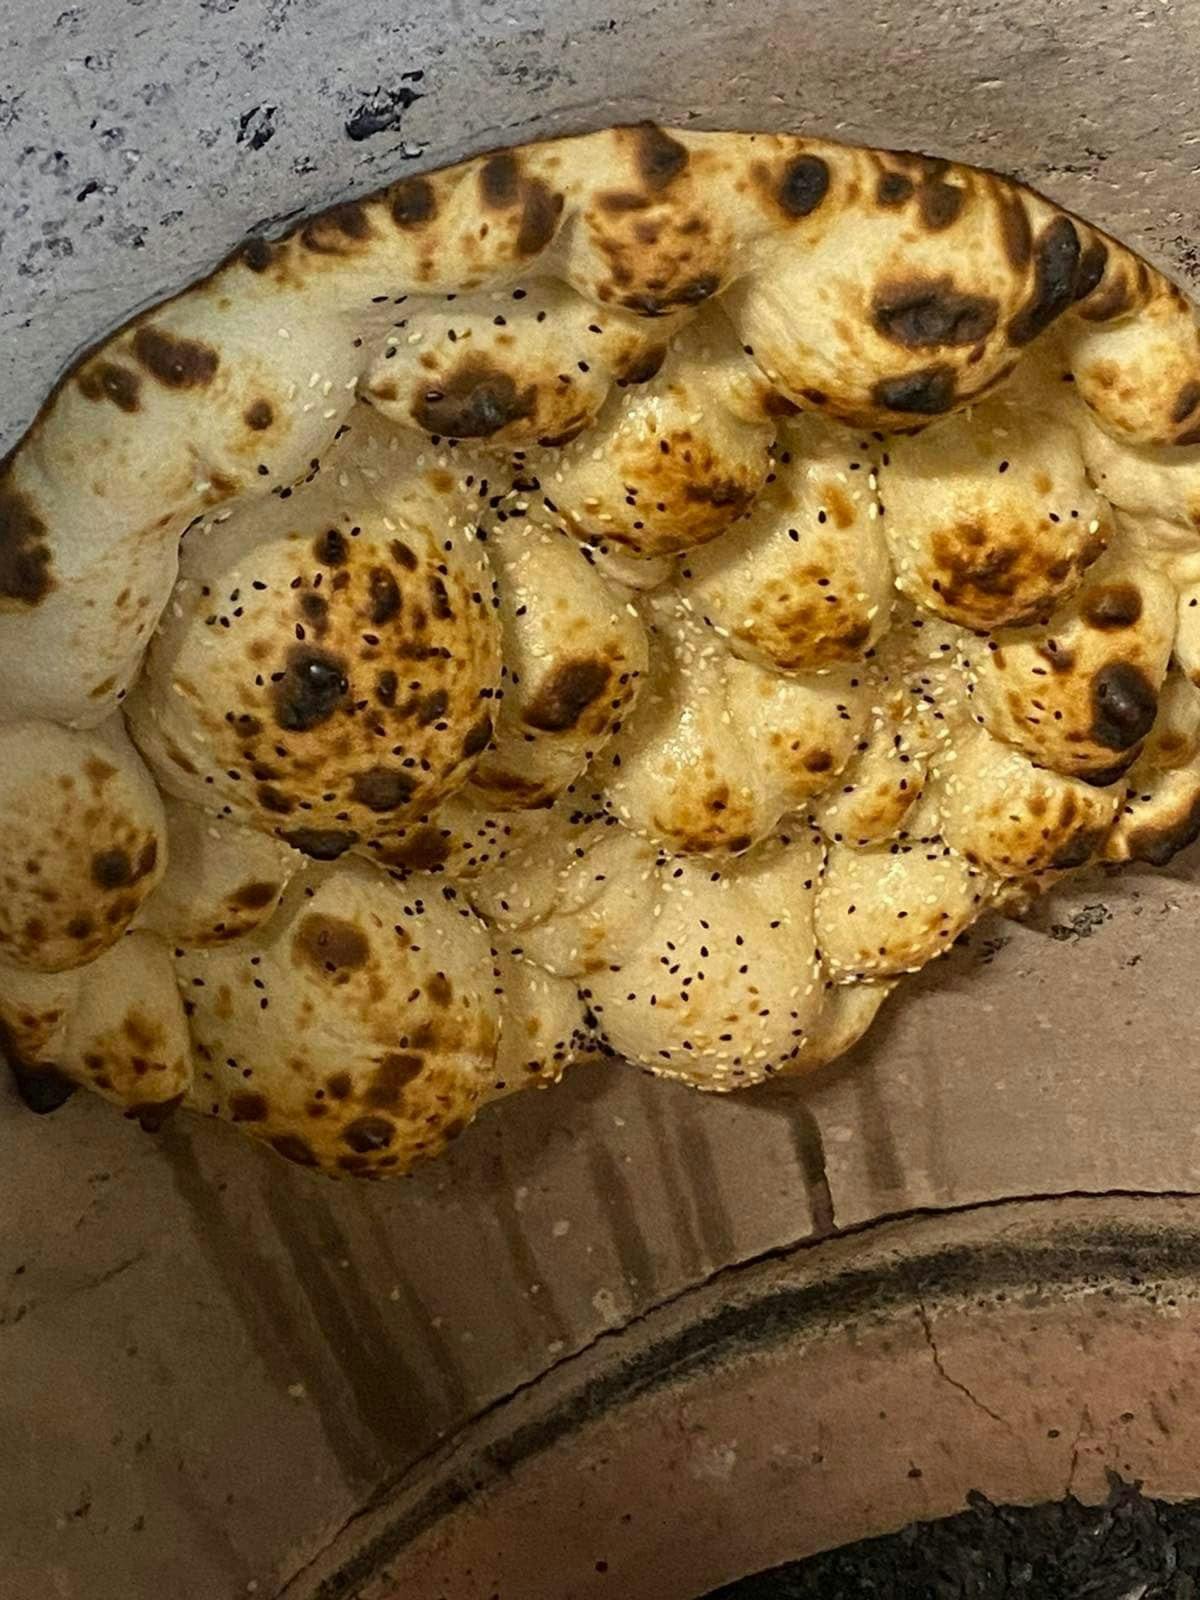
[4,121,1200,1173]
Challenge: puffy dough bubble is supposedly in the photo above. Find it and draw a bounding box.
[677,414,893,671]
[524,318,773,558]
[1067,280,1200,447]
[777,980,895,1076]
[584,829,827,1090]
[930,722,1120,876]
[490,946,594,1098]
[0,933,191,1126]
[962,538,1176,781]
[0,280,360,726]
[1104,671,1200,866]
[559,124,739,317]
[471,794,660,977]
[469,517,648,809]
[726,158,1091,429]
[57,932,192,1123]
[363,279,673,449]
[602,593,870,855]
[883,394,1112,629]
[1076,405,1200,553]
[180,861,501,1176]
[0,718,165,973]
[816,837,994,981]
[125,411,501,852]
[136,796,302,947]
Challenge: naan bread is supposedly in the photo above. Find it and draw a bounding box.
[3,122,1199,1172]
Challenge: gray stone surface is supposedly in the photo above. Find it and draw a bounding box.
[3,0,1200,450]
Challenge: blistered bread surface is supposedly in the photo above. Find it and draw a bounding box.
[3,123,1199,1174]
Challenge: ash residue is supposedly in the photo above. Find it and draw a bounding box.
[345,78,424,143]
[1048,903,1113,942]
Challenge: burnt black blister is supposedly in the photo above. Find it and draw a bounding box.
[272,648,349,732]
[8,1059,76,1115]
[1008,216,1082,346]
[1090,661,1158,751]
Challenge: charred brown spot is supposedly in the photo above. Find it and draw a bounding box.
[390,539,418,572]
[480,151,520,207]
[877,170,914,207]
[383,826,451,871]
[995,189,1033,270]
[804,749,834,774]
[241,235,274,271]
[1008,216,1082,346]
[428,972,453,1007]
[231,880,278,910]
[917,177,964,230]
[301,202,371,252]
[516,181,564,255]
[417,688,450,726]
[272,646,349,732]
[1126,790,1200,866]
[441,1116,468,1142]
[66,914,94,940]
[78,361,142,413]
[414,359,536,439]
[615,345,667,387]
[1171,381,1200,426]
[0,485,54,605]
[462,714,494,758]
[1076,275,1132,323]
[375,669,398,707]
[621,274,720,318]
[368,1053,423,1108]
[1073,239,1109,303]
[131,324,219,388]
[282,827,358,860]
[634,123,688,189]
[775,153,830,218]
[390,176,436,228]
[230,1090,269,1122]
[1178,422,1200,448]
[296,594,328,639]
[314,527,348,566]
[257,784,295,816]
[526,659,610,732]
[244,398,274,431]
[874,277,998,349]
[598,189,651,214]
[429,574,453,620]
[343,1115,396,1153]
[295,913,369,976]
[91,848,133,889]
[351,766,417,812]
[1048,824,1109,871]
[872,363,956,416]
[683,477,754,515]
[364,566,401,626]
[763,389,801,417]
[270,1133,319,1167]
[1090,661,1158,752]
[1083,583,1143,631]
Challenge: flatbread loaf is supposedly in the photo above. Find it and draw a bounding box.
[3,123,1199,1174]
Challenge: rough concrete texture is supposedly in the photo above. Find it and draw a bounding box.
[4,1,1200,1597]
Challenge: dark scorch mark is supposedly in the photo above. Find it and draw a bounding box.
[345,82,425,143]
[236,105,278,152]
